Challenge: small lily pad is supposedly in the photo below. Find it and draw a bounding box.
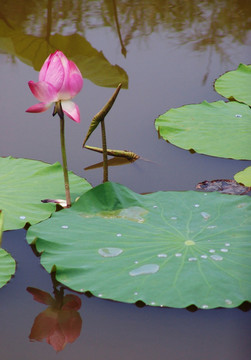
[234,167,251,187]
[0,248,16,288]
[215,64,251,106]
[0,211,16,288]
[155,100,251,160]
[27,182,251,309]
[0,157,91,230]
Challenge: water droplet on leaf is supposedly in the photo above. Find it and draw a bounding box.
[210,254,223,261]
[119,206,148,222]
[158,254,167,258]
[220,248,228,253]
[61,225,68,229]
[129,264,159,276]
[200,212,210,220]
[188,257,197,262]
[175,253,182,257]
[202,304,209,309]
[19,216,26,220]
[235,114,242,118]
[98,247,123,257]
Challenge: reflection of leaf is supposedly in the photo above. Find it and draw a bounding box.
[215,64,251,106]
[84,157,134,170]
[155,100,251,160]
[0,20,128,88]
[196,179,250,195]
[234,167,251,187]
[27,182,251,309]
[0,157,91,231]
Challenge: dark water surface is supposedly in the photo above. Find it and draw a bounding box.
[1,1,251,359]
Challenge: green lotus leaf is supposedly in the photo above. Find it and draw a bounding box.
[26,182,251,309]
[0,248,16,289]
[215,64,251,106]
[155,100,251,160]
[0,157,91,230]
[234,167,251,187]
[0,212,16,288]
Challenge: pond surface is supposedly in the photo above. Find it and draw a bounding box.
[1,1,251,359]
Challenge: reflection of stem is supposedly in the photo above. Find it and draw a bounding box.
[51,272,64,308]
[56,102,71,207]
[46,0,53,42]
[101,120,108,182]
[112,0,127,57]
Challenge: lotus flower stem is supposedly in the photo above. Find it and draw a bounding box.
[57,101,71,207]
[101,119,108,182]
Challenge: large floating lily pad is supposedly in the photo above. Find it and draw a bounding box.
[26,182,251,309]
[0,211,16,288]
[155,100,251,160]
[0,157,91,230]
[215,64,251,106]
[234,167,251,187]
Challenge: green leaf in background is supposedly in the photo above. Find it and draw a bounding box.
[155,100,251,160]
[0,157,91,230]
[0,211,16,288]
[215,64,251,106]
[26,182,251,309]
[234,167,251,187]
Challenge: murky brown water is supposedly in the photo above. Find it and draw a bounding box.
[1,1,251,359]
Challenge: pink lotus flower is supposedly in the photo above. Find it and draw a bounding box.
[26,50,83,123]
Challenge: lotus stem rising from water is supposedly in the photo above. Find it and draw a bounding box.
[26,50,83,207]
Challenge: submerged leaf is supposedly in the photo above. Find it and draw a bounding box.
[27,182,251,309]
[155,100,251,160]
[215,64,251,106]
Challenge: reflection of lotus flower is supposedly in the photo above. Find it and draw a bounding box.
[26,50,83,123]
[27,287,82,352]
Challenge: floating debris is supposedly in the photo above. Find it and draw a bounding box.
[196,179,251,195]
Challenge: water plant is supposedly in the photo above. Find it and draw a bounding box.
[0,60,250,311]
[26,50,84,207]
